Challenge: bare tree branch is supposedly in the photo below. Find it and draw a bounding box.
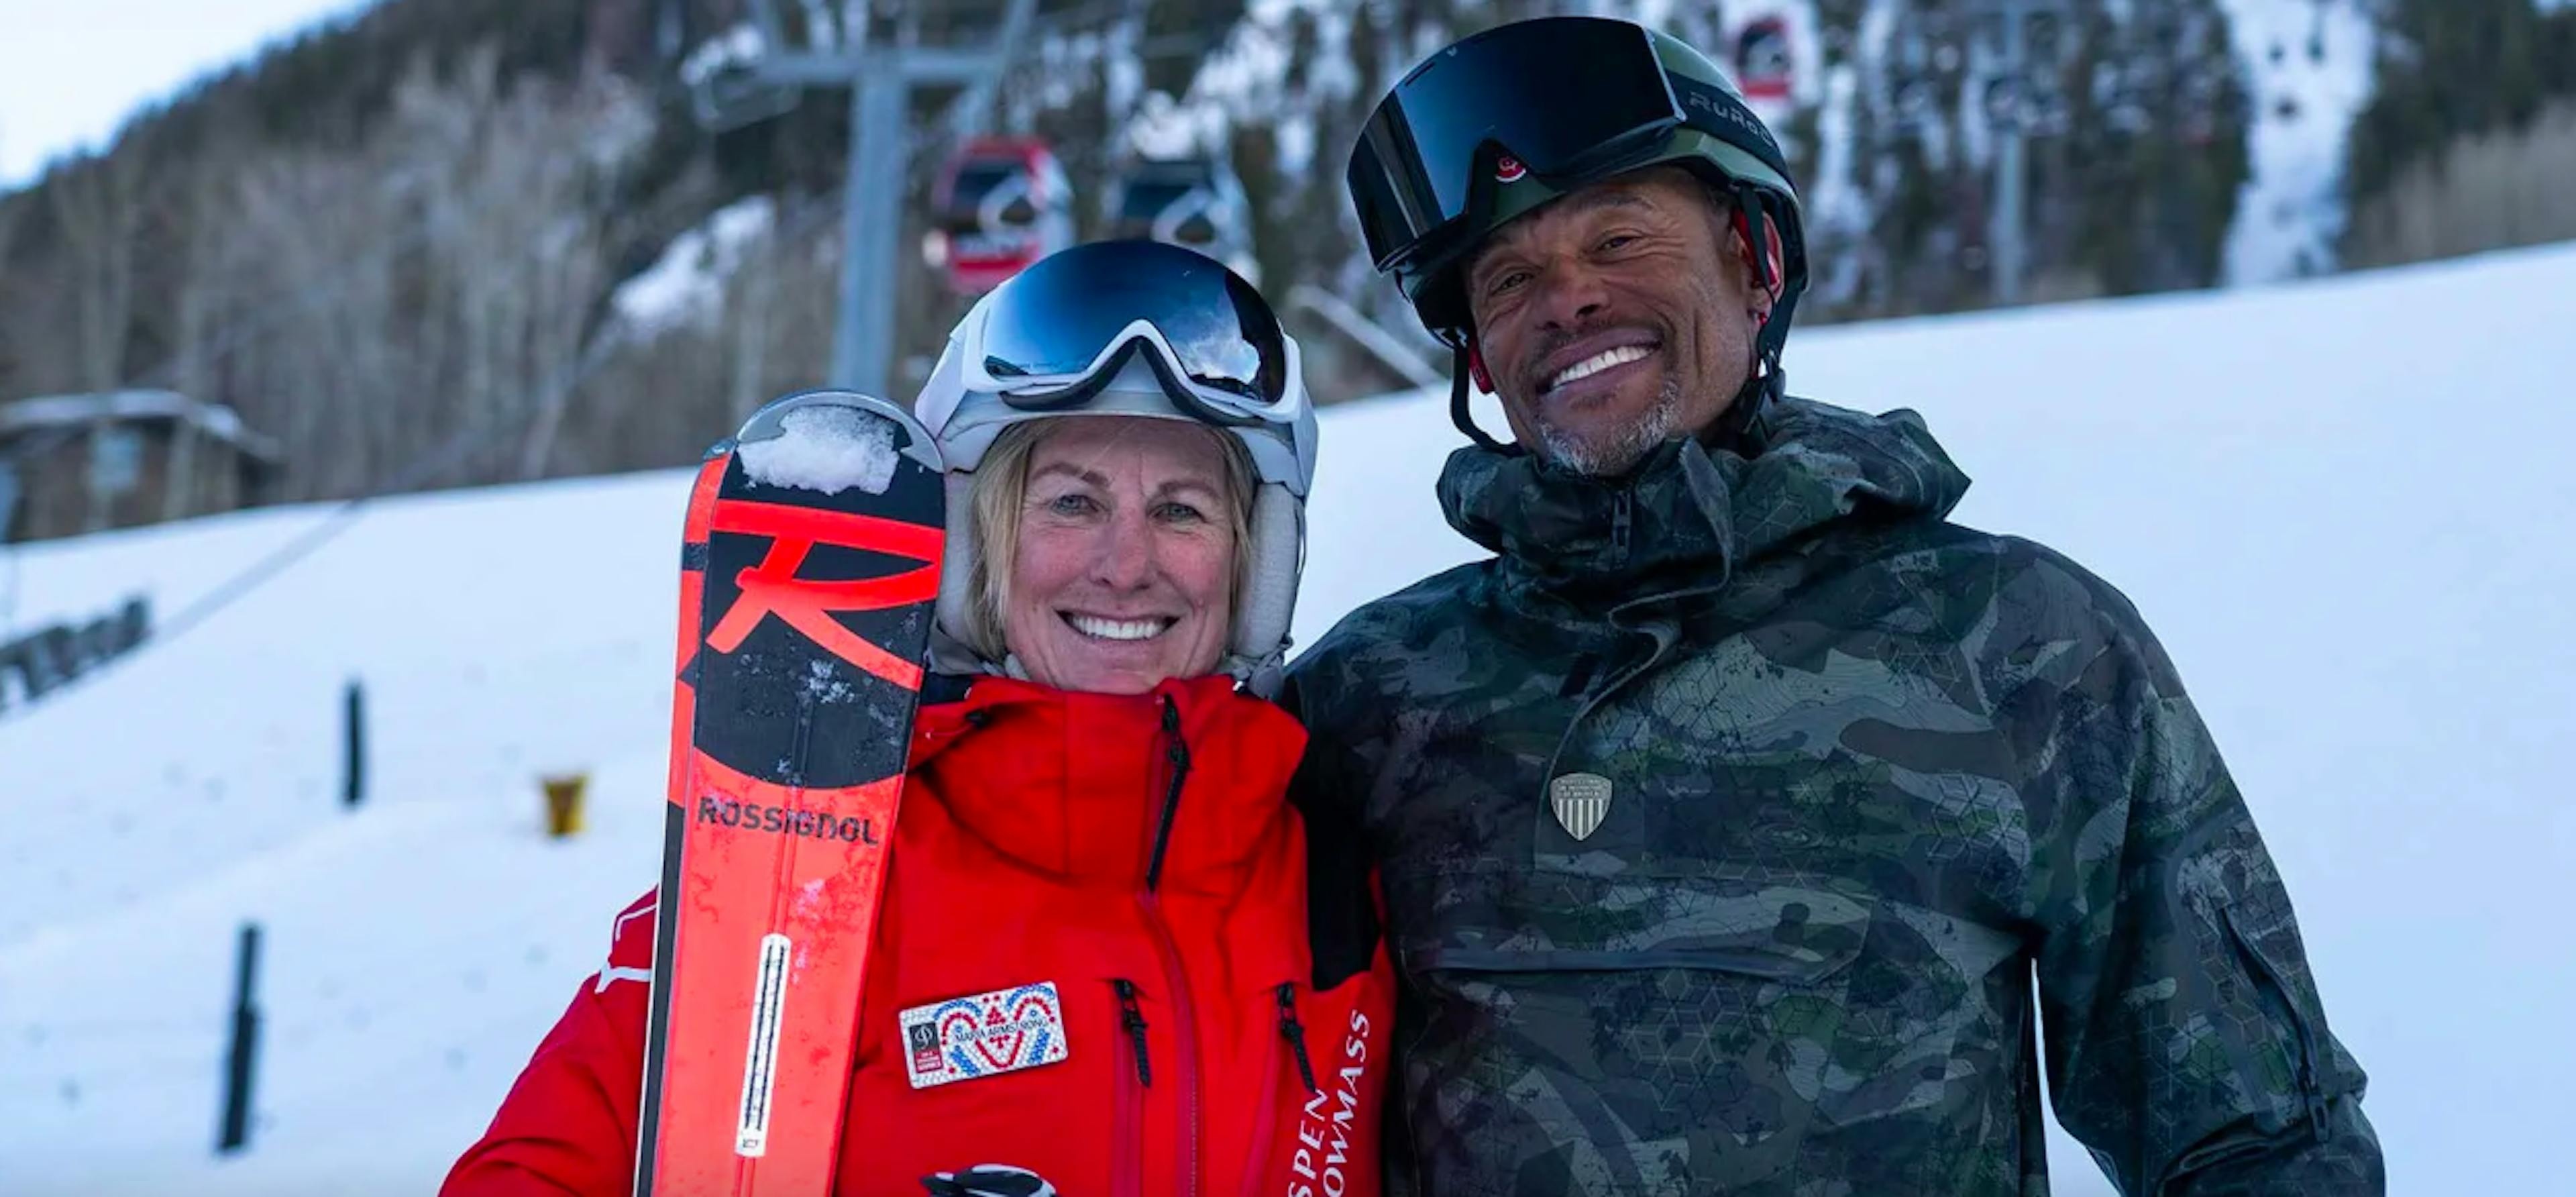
[48,150,154,531]
[0,195,21,299]
[48,150,148,393]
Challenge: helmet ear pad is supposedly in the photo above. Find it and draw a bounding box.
[1230,481,1303,674]
[929,470,985,678]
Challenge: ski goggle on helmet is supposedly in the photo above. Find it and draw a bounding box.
[913,238,1320,693]
[918,238,1316,497]
[1346,15,1807,362]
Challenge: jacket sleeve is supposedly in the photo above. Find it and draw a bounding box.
[2017,594,2382,1195]
[439,895,654,1197]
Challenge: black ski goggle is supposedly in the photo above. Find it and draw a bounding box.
[965,239,1294,423]
[1347,16,1788,275]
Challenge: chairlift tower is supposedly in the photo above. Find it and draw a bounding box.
[1956,0,2074,307]
[690,0,1039,399]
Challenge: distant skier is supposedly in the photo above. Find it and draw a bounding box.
[443,240,1393,1195]
[1287,15,2385,1194]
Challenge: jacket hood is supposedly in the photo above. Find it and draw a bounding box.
[1437,395,1971,605]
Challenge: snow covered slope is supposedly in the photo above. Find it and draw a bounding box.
[6,244,2575,1194]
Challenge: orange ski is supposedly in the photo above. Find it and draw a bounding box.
[638,392,945,1196]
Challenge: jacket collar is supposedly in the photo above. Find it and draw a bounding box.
[910,674,1307,896]
[1436,395,1972,610]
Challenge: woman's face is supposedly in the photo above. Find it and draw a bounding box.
[1003,417,1237,694]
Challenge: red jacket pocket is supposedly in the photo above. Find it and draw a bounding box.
[1263,945,1395,1197]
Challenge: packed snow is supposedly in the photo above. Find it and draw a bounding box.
[4,243,2574,1194]
[737,403,900,497]
[675,19,769,90]
[607,197,777,337]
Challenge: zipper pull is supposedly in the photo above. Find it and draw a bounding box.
[1161,694,1191,772]
[1146,696,1193,894]
[1611,489,1633,561]
[2302,1057,2329,1140]
[1275,983,1319,1094]
[1114,979,1152,1088]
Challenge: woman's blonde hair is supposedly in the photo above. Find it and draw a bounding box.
[960,417,1260,669]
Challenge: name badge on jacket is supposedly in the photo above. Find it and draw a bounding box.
[900,982,1069,1088]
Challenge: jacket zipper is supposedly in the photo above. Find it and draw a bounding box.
[1236,982,1317,1196]
[2223,906,2332,1141]
[1275,983,1320,1094]
[1144,698,1189,892]
[2153,910,2339,1192]
[1112,979,1149,1197]
[1536,472,1739,814]
[1138,695,1202,1197]
[1610,488,1633,564]
[1114,979,1153,1086]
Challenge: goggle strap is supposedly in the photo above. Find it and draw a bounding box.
[1450,345,1513,452]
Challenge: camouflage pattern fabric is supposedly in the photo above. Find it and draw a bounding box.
[1282,395,2381,1195]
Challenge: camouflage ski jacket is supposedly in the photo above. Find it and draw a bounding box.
[1281,395,2381,1195]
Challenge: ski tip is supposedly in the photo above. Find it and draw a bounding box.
[736,390,943,478]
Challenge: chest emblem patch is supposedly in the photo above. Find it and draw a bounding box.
[1550,772,1614,841]
[900,982,1069,1089]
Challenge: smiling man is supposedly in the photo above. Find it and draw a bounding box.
[1281,15,2383,1196]
[1464,165,1770,476]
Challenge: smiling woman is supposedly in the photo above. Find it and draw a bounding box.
[915,239,1320,695]
[961,414,1258,694]
[441,240,1397,1197]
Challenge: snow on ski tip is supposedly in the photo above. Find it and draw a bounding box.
[738,402,901,497]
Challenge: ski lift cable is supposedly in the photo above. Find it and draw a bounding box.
[1286,284,1445,391]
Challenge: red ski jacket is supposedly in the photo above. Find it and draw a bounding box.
[443,674,1394,1197]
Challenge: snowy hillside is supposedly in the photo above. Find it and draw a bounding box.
[977,0,2359,320]
[7,244,2576,1194]
[2218,0,2380,284]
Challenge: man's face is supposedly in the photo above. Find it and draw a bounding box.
[1463,166,1772,476]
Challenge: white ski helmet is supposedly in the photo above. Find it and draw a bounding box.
[912,239,1319,695]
